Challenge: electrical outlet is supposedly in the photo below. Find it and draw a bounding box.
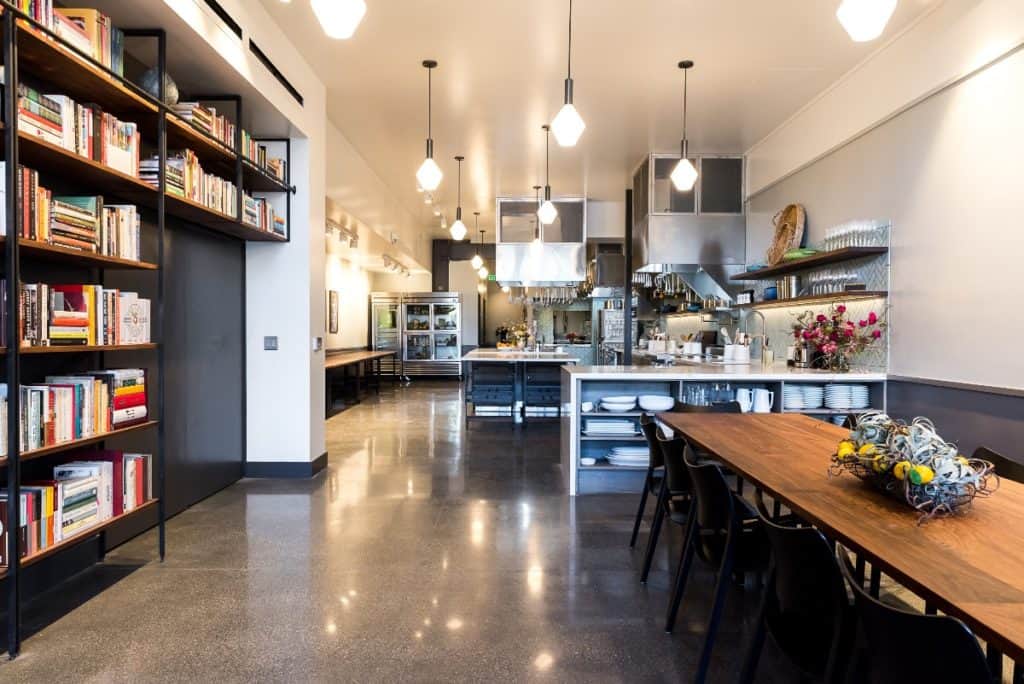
[264,336,279,351]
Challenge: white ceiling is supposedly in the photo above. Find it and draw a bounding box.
[259,0,934,239]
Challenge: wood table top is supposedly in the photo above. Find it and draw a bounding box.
[656,412,1024,661]
[325,350,396,369]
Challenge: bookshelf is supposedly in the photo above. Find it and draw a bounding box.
[0,1,294,658]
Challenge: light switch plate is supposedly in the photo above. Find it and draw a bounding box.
[312,337,323,351]
[264,336,279,351]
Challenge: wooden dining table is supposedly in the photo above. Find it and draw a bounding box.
[656,412,1024,664]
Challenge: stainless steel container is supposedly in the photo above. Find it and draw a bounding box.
[794,344,812,368]
[778,275,801,300]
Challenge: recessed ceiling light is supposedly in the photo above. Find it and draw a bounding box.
[311,0,366,40]
[836,0,897,42]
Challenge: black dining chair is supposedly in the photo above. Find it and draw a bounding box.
[666,448,769,684]
[738,495,854,683]
[639,431,692,583]
[639,401,741,583]
[629,415,665,549]
[837,546,993,684]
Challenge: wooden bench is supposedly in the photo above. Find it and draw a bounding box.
[325,349,397,415]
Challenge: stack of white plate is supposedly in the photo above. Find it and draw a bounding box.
[802,385,825,409]
[606,446,650,467]
[831,415,847,426]
[601,396,637,412]
[850,385,870,409]
[824,385,853,410]
[783,386,805,410]
[584,420,638,436]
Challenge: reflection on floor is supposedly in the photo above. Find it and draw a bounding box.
[0,381,799,681]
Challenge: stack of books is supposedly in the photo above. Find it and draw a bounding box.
[172,102,236,150]
[12,80,141,177]
[18,282,151,347]
[18,0,55,30]
[241,130,287,182]
[51,195,100,252]
[100,204,141,261]
[0,451,153,564]
[145,150,238,217]
[0,369,147,454]
[52,8,126,75]
[242,194,285,234]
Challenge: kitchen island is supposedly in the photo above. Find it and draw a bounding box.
[462,348,578,425]
[561,363,886,495]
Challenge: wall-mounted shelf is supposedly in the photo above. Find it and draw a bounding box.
[731,247,888,281]
[17,343,159,355]
[242,157,291,193]
[8,420,160,465]
[736,291,888,310]
[0,237,160,270]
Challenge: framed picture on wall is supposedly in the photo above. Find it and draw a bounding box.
[328,290,339,333]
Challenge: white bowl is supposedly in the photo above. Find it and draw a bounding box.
[581,401,595,413]
[600,402,636,413]
[602,395,638,404]
[638,395,675,412]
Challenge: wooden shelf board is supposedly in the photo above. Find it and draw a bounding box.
[14,130,158,199]
[16,21,157,123]
[241,158,290,193]
[0,237,159,270]
[731,247,889,281]
[18,343,158,354]
[0,500,160,576]
[0,420,160,466]
[737,291,888,310]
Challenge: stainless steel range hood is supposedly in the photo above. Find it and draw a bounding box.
[495,196,587,286]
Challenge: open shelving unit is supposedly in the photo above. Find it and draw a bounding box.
[730,247,889,281]
[0,3,295,658]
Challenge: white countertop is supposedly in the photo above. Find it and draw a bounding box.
[562,362,885,382]
[462,349,577,363]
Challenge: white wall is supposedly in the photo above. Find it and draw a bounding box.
[371,272,433,293]
[448,262,481,347]
[325,251,372,350]
[745,0,1024,390]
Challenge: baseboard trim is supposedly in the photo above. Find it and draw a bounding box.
[245,451,328,478]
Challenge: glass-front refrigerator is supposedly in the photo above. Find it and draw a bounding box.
[401,293,462,376]
[369,293,403,377]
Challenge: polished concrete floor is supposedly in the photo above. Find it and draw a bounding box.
[0,381,795,682]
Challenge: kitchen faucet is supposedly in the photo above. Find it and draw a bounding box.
[743,310,768,359]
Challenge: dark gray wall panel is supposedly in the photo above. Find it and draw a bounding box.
[888,380,1024,465]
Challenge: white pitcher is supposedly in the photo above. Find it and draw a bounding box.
[735,388,753,413]
[753,389,774,413]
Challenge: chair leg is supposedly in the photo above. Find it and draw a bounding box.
[1013,661,1022,684]
[868,565,881,598]
[737,570,771,684]
[640,479,668,584]
[694,537,737,684]
[664,512,697,633]
[630,469,654,548]
[986,644,1003,682]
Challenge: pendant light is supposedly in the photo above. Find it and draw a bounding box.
[670,60,699,193]
[311,0,366,40]
[532,186,544,244]
[550,0,585,146]
[471,212,484,270]
[449,156,468,241]
[836,0,897,42]
[537,126,558,225]
[415,60,443,192]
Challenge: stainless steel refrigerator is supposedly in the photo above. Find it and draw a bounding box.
[371,292,463,377]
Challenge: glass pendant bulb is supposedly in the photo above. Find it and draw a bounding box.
[538,200,558,226]
[470,212,484,269]
[671,156,699,192]
[471,254,483,270]
[552,102,585,147]
[502,286,511,294]
[836,0,897,42]
[477,266,489,279]
[416,157,443,192]
[311,0,366,40]
[449,219,467,241]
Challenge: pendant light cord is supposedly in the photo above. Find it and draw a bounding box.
[545,127,550,183]
[682,67,688,143]
[428,67,432,139]
[567,0,573,79]
[457,158,462,208]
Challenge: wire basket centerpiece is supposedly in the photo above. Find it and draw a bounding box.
[829,411,998,523]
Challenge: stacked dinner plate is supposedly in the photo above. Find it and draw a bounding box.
[783,385,806,410]
[850,385,870,409]
[600,395,637,412]
[606,446,650,467]
[584,420,638,436]
[825,384,871,410]
[802,385,825,409]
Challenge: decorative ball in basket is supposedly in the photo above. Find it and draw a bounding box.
[829,411,998,523]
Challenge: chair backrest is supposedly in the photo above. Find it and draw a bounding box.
[760,517,850,678]
[973,446,1024,484]
[683,446,736,562]
[673,401,743,414]
[837,548,990,683]
[656,432,690,494]
[640,414,664,469]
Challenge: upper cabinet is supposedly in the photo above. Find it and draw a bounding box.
[496,197,586,244]
[632,154,744,220]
